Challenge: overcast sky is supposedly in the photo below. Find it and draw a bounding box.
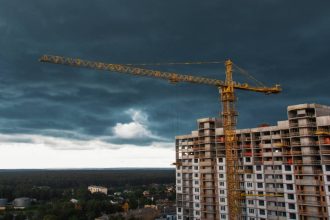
[0,0,329,168]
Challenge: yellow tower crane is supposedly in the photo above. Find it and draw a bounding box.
[39,55,281,220]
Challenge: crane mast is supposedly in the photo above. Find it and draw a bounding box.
[39,55,281,220]
[221,60,240,218]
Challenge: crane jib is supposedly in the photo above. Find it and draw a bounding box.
[39,55,281,94]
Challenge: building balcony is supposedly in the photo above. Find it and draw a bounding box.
[294,160,321,165]
[318,140,330,145]
[265,178,283,183]
[267,205,286,212]
[281,133,290,137]
[297,200,324,206]
[199,161,213,166]
[300,211,327,218]
[289,122,298,127]
[272,134,282,139]
[322,159,330,164]
[291,150,302,155]
[291,141,301,146]
[294,170,322,175]
[290,132,300,136]
[262,152,273,157]
[295,179,321,185]
[301,150,320,155]
[265,188,284,193]
[243,152,252,157]
[273,152,283,156]
[200,168,214,173]
[268,216,287,220]
[320,150,330,154]
[301,141,318,146]
[264,169,282,174]
[296,190,322,195]
[261,135,271,140]
[299,122,317,127]
[261,143,272,148]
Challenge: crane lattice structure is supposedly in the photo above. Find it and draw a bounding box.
[39,55,281,220]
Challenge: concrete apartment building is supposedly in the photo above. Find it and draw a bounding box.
[175,104,330,220]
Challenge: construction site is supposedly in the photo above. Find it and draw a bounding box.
[39,55,330,220]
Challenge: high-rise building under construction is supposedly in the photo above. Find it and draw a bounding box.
[175,103,330,220]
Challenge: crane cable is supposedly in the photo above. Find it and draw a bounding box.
[232,63,266,88]
[120,60,267,88]
[120,60,226,66]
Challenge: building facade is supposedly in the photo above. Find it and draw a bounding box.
[175,104,330,220]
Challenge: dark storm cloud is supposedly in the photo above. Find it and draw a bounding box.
[0,0,329,146]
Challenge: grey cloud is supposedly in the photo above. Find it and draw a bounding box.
[0,0,329,147]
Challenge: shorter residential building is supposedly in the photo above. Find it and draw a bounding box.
[13,197,31,209]
[88,185,108,195]
[155,213,177,220]
[0,198,7,210]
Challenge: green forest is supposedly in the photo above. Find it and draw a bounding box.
[0,169,175,220]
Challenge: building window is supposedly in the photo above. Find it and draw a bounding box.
[286,175,292,180]
[218,158,223,163]
[195,195,199,200]
[289,203,295,210]
[194,166,198,170]
[256,165,261,171]
[247,182,253,187]
[326,165,330,171]
[194,173,198,177]
[219,174,224,178]
[246,174,252,179]
[221,214,226,219]
[285,165,291,171]
[257,183,263,188]
[287,194,294,200]
[219,166,224,170]
[248,200,254,205]
[220,198,226,202]
[194,188,199,192]
[286,184,293,190]
[246,157,251,162]
[289,213,296,219]
[195,203,199,207]
[259,209,265,215]
[259,200,264,206]
[178,208,182,212]
[221,206,226,211]
[327,175,330,181]
[220,190,225,194]
[177,173,181,177]
[249,208,254,214]
[257,174,262,179]
[194,180,199,184]
[220,182,225,186]
[195,211,200,215]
